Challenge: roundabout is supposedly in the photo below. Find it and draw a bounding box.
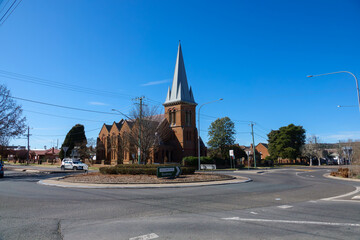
[38,172,251,189]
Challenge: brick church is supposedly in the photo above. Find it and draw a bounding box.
[96,43,206,165]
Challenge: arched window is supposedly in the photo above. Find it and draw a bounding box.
[172,110,176,125]
[169,108,176,125]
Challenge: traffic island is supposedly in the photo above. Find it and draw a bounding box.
[38,173,251,189]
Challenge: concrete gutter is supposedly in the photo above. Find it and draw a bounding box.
[38,175,252,189]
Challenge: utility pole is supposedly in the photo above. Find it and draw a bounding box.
[250,122,256,168]
[135,96,145,164]
[26,126,30,165]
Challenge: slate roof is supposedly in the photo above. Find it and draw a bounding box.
[105,124,112,132]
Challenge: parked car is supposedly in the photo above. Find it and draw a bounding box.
[61,158,88,171]
[0,160,4,178]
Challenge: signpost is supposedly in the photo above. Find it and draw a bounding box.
[229,150,234,169]
[157,166,181,178]
[62,147,69,158]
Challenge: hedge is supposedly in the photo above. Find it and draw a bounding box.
[182,156,215,167]
[99,164,196,175]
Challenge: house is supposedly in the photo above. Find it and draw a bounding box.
[29,148,60,163]
[256,143,269,159]
[96,43,206,165]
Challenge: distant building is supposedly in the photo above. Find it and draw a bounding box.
[256,143,269,159]
[97,43,206,165]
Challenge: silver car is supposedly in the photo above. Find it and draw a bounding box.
[61,158,88,171]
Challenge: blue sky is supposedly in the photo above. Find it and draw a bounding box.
[0,0,359,149]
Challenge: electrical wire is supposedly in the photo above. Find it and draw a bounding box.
[33,128,101,137]
[0,69,163,104]
[255,133,268,141]
[0,0,21,25]
[0,0,16,23]
[0,0,11,15]
[23,109,106,123]
[9,95,119,115]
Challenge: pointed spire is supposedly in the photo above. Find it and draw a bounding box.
[164,42,196,105]
[166,87,171,102]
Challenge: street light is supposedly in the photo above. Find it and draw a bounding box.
[337,105,357,108]
[307,71,360,112]
[197,98,223,171]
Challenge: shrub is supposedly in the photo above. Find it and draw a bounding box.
[99,164,194,175]
[182,156,215,167]
[330,168,350,178]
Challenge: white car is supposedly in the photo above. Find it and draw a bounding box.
[61,158,88,171]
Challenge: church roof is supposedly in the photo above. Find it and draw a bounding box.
[164,43,196,106]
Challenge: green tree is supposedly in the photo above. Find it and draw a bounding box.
[268,124,306,161]
[207,117,236,159]
[59,124,87,159]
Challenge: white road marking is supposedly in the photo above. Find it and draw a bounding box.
[129,233,159,240]
[278,205,293,209]
[308,200,318,203]
[250,212,258,215]
[322,187,360,201]
[222,217,360,227]
[275,198,281,201]
[310,175,315,178]
[352,195,360,200]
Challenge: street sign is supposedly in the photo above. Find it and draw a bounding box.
[229,150,234,157]
[157,166,181,178]
[62,147,69,157]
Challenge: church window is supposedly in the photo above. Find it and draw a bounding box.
[169,110,172,125]
[172,110,176,125]
[186,110,192,126]
[169,109,176,125]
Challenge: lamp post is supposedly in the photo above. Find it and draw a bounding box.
[197,98,223,171]
[307,71,360,112]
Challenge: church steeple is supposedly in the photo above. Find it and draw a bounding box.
[164,43,196,106]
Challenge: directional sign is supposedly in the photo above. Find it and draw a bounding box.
[157,166,181,178]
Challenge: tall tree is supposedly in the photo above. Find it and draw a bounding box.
[0,84,26,146]
[59,124,87,159]
[207,117,236,159]
[268,124,306,161]
[126,104,171,164]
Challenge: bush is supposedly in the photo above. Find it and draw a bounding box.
[99,164,195,176]
[182,156,215,167]
[330,168,350,178]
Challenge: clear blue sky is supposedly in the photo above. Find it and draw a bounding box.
[1,0,359,149]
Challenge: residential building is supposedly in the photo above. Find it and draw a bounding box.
[256,143,269,159]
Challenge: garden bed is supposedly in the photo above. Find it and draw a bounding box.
[61,172,234,184]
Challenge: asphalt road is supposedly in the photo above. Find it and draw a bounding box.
[0,167,359,240]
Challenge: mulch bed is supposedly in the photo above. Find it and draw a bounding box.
[61,172,234,184]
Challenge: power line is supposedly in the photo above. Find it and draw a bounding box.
[255,133,268,141]
[254,125,269,135]
[0,0,21,25]
[0,0,16,23]
[0,0,11,15]
[0,69,163,104]
[9,95,120,115]
[33,128,100,137]
[200,113,253,123]
[23,109,106,123]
